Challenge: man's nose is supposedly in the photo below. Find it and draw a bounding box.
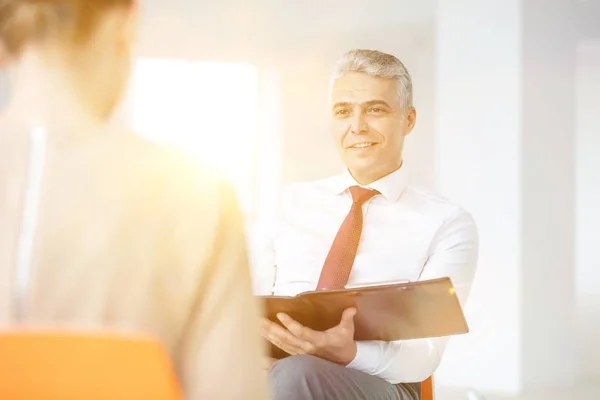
[350,113,368,135]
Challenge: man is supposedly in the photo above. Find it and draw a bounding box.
[251,49,478,400]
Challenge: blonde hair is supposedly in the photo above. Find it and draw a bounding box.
[0,0,132,56]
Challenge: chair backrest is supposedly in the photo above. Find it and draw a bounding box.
[421,376,434,400]
[0,332,182,400]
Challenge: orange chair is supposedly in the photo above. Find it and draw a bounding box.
[421,376,434,400]
[0,332,182,400]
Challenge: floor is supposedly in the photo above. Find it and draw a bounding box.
[435,380,600,400]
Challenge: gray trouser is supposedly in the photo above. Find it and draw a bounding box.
[269,355,420,400]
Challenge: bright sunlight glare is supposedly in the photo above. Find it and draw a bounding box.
[128,58,259,211]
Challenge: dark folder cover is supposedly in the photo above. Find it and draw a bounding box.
[259,277,469,348]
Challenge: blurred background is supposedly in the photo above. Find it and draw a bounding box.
[1,0,598,398]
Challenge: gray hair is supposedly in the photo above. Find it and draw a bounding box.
[330,49,413,109]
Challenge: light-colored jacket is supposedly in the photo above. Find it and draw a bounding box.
[0,127,268,399]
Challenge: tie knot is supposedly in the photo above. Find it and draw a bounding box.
[349,186,379,205]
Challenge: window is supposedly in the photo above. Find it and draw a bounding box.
[126,58,264,216]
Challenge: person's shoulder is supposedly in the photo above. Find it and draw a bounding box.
[402,185,476,227]
[104,129,234,217]
[112,129,226,188]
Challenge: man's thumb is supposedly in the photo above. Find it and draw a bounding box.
[340,307,357,328]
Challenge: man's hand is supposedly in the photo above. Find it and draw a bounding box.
[261,308,358,365]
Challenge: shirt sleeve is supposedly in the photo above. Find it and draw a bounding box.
[346,209,479,384]
[175,181,270,399]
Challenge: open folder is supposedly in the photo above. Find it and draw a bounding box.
[259,277,469,346]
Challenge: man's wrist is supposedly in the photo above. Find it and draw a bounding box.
[342,341,358,366]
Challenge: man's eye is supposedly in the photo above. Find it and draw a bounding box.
[334,109,350,117]
[368,107,385,114]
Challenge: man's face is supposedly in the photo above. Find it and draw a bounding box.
[330,72,416,184]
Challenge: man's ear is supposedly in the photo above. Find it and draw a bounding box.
[404,107,417,136]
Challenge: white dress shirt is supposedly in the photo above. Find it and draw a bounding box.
[249,165,478,384]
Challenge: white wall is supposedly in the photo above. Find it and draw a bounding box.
[576,40,600,381]
[433,1,582,393]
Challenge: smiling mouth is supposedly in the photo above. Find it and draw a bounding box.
[348,142,377,149]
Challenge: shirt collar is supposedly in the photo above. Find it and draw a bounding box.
[327,163,409,202]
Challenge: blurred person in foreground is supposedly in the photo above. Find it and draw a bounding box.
[251,49,479,399]
[0,0,268,398]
